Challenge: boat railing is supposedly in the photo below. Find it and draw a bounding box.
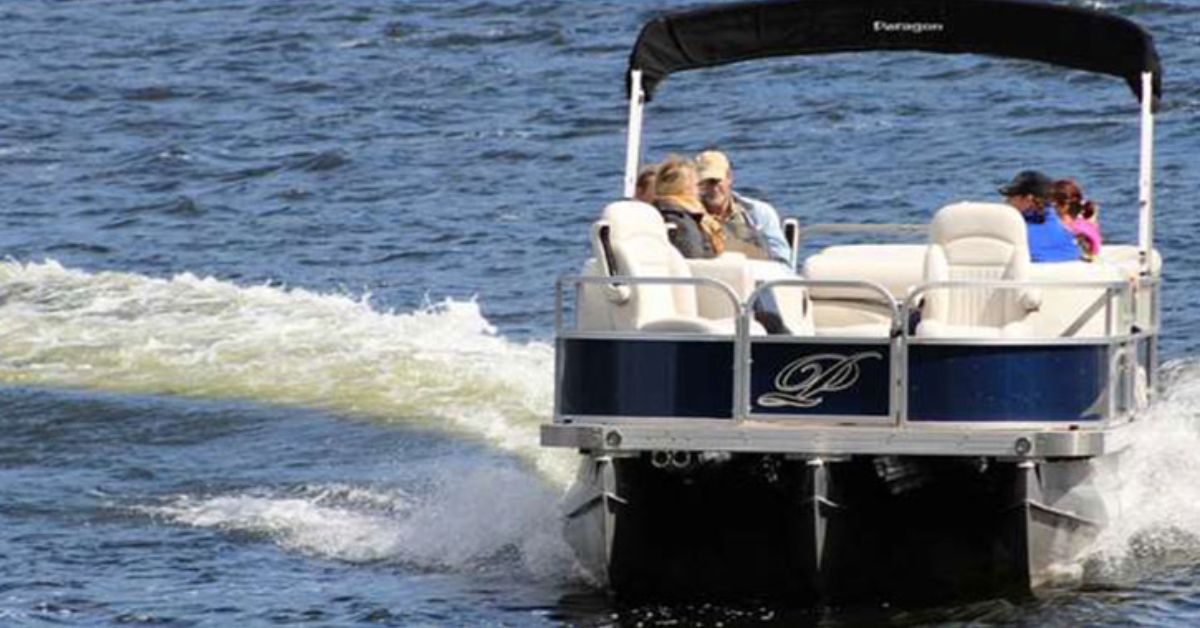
[556,274,1158,433]
[899,279,1133,339]
[794,222,928,240]
[1137,275,1162,391]
[554,274,745,338]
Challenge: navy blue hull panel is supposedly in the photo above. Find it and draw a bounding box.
[749,343,890,417]
[559,338,734,418]
[908,344,1108,422]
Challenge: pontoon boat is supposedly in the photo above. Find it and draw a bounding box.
[542,0,1162,605]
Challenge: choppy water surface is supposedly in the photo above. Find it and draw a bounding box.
[1,0,1199,625]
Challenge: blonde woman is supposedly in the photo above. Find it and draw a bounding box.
[652,155,725,258]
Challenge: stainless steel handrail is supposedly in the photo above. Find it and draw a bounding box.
[746,278,901,331]
[903,278,1128,307]
[902,279,1131,339]
[1127,275,1161,396]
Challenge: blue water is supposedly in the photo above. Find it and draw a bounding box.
[1,0,1199,625]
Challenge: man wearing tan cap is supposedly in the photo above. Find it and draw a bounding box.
[695,150,791,264]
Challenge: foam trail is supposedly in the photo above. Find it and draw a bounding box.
[1086,358,1200,583]
[0,260,577,486]
[145,469,577,579]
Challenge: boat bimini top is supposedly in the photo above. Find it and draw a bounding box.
[621,0,1162,275]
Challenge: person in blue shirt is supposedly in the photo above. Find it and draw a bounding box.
[999,170,1082,263]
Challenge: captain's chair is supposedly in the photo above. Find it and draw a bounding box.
[591,201,747,334]
[918,202,1040,338]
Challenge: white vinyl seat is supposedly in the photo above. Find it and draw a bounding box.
[917,202,1040,338]
[801,244,924,337]
[590,201,758,334]
[804,244,928,300]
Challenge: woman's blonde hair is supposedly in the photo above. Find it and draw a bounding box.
[653,155,725,255]
[654,155,701,209]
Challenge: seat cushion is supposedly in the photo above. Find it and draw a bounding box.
[803,244,926,300]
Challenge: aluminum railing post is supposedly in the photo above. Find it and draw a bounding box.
[1137,71,1156,277]
[623,70,645,198]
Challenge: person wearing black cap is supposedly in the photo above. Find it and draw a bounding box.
[999,170,1081,263]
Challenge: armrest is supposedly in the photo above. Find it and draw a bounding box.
[1019,289,1042,312]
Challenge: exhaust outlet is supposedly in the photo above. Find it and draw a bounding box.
[670,450,693,469]
[650,450,671,469]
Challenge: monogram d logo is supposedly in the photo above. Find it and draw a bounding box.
[757,352,883,409]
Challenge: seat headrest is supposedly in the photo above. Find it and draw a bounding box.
[600,200,667,242]
[929,202,1029,264]
[930,202,1027,244]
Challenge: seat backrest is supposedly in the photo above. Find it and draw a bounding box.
[592,201,698,329]
[803,244,927,300]
[923,202,1032,328]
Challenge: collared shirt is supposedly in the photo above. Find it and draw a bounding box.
[1023,206,1082,263]
[721,192,791,264]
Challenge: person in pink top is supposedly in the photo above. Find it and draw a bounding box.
[1050,179,1102,261]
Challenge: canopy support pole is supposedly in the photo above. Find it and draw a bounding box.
[623,70,645,198]
[1137,71,1155,276]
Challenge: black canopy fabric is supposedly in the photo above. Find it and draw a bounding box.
[629,0,1162,106]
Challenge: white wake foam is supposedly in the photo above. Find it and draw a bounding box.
[0,259,576,486]
[147,468,576,579]
[1086,359,1200,583]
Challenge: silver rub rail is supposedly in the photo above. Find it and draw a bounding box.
[543,422,1133,459]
